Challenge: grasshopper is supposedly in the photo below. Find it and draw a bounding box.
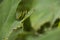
[16,10,28,20]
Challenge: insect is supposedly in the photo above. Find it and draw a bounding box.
[16,0,32,21]
[16,10,28,20]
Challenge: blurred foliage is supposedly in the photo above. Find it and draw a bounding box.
[0,0,60,40]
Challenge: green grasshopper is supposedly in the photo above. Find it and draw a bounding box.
[16,0,32,20]
[16,10,28,20]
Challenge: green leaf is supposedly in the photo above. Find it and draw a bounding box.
[8,26,23,40]
[29,0,60,30]
[26,28,60,40]
[0,0,21,40]
[0,0,60,40]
